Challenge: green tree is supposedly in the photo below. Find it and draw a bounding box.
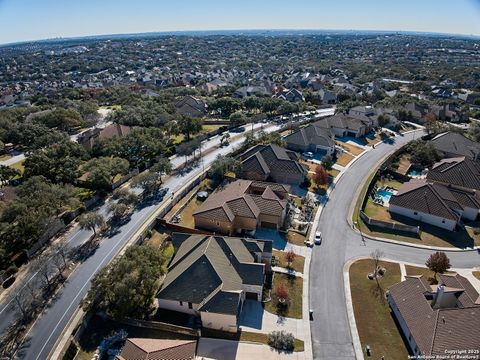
[130,171,162,195]
[23,140,88,184]
[107,202,129,220]
[426,252,451,281]
[229,112,246,127]
[0,165,20,183]
[81,245,166,319]
[209,97,241,118]
[469,121,480,142]
[209,155,241,185]
[405,140,440,167]
[83,157,129,190]
[321,155,334,171]
[150,158,172,185]
[177,116,202,140]
[78,212,105,237]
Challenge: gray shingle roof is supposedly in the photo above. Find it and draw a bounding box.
[427,157,480,191]
[284,124,335,149]
[430,132,480,159]
[158,234,270,314]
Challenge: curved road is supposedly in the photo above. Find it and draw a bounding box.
[309,130,480,359]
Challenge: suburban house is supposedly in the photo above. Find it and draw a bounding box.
[116,338,196,360]
[313,113,374,138]
[431,104,466,123]
[233,85,269,98]
[430,132,480,160]
[387,274,480,357]
[318,89,337,104]
[78,123,132,151]
[274,88,305,102]
[157,233,273,332]
[426,157,480,192]
[174,95,207,118]
[284,124,336,155]
[193,179,289,235]
[405,102,429,123]
[389,179,480,231]
[239,144,307,185]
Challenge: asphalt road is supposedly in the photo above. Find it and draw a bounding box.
[3,108,335,360]
[309,130,480,359]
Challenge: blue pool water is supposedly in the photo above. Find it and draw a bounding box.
[376,190,394,202]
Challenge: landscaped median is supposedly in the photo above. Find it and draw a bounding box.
[348,258,409,360]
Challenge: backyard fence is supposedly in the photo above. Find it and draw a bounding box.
[360,211,420,235]
[119,317,199,337]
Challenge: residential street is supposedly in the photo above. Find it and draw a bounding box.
[0,108,334,360]
[309,130,480,359]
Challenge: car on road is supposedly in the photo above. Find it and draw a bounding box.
[315,231,322,245]
[303,151,314,158]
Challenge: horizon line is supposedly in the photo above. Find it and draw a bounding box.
[2,27,480,47]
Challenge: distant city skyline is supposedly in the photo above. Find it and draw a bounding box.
[1,0,480,44]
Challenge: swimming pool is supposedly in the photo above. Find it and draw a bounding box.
[408,168,423,177]
[376,190,394,203]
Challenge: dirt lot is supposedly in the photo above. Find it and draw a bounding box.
[396,154,412,175]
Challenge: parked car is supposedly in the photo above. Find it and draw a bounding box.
[304,237,314,247]
[303,151,314,158]
[315,231,322,245]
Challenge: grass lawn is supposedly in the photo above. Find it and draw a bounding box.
[76,314,195,360]
[336,152,354,167]
[202,329,304,352]
[272,249,305,273]
[201,124,224,133]
[473,271,480,281]
[349,259,408,359]
[178,197,203,228]
[265,273,303,319]
[405,265,454,284]
[171,134,185,145]
[144,230,169,249]
[335,141,364,156]
[9,160,25,175]
[328,168,340,179]
[285,230,306,246]
[77,187,96,202]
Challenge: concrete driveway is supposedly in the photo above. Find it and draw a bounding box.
[197,338,304,360]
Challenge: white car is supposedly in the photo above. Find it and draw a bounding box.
[303,151,314,158]
[314,231,322,245]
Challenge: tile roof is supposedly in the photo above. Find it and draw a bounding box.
[193,179,287,223]
[158,234,271,314]
[427,157,480,191]
[389,180,460,221]
[116,338,196,360]
[431,132,480,159]
[388,274,480,356]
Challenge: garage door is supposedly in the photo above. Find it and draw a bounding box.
[245,292,258,300]
[261,222,277,229]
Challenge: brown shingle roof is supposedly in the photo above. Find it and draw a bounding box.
[193,179,287,222]
[116,338,196,360]
[388,274,480,355]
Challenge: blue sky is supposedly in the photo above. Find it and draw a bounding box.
[1,0,480,44]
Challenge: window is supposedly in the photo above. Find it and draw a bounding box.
[188,302,193,309]
[413,212,418,215]
[179,301,183,306]
[442,220,445,223]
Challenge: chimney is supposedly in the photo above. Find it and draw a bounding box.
[432,283,445,309]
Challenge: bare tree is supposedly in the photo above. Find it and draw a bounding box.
[53,243,70,269]
[12,287,33,323]
[24,276,40,304]
[32,259,53,291]
[370,249,384,288]
[53,253,67,279]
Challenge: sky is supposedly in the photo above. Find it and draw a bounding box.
[1,0,480,44]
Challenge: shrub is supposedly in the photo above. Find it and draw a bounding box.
[268,330,295,351]
[6,265,18,276]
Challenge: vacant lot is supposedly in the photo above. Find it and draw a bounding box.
[350,259,408,359]
[395,154,412,175]
[265,273,303,319]
[272,249,305,273]
[336,152,354,167]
